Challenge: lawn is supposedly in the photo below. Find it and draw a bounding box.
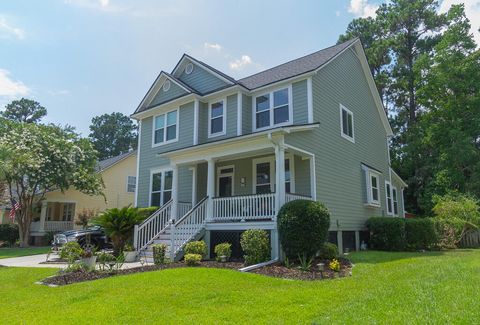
[0,247,50,259]
[0,250,479,324]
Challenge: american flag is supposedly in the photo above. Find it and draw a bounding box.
[9,199,21,221]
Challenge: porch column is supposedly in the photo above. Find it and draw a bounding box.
[190,165,197,205]
[275,143,286,217]
[309,156,317,200]
[171,164,179,221]
[206,158,215,222]
[39,201,47,232]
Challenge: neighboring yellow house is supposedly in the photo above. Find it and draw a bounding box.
[30,150,137,244]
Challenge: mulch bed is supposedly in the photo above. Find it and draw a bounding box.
[251,257,353,281]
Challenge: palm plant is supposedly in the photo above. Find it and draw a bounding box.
[93,206,143,255]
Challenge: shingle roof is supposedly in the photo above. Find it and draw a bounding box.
[97,150,137,172]
[238,38,358,90]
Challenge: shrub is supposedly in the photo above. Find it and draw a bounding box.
[318,242,339,260]
[405,218,438,250]
[184,241,207,258]
[277,200,330,259]
[152,244,168,265]
[43,231,56,246]
[0,224,19,246]
[366,217,406,251]
[240,229,270,265]
[137,206,159,220]
[75,208,97,229]
[434,218,465,249]
[214,242,232,262]
[184,253,202,266]
[96,251,116,271]
[329,259,341,272]
[60,242,83,264]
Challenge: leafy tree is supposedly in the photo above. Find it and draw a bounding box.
[89,112,137,160]
[1,98,47,123]
[0,120,104,246]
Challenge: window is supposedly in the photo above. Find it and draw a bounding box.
[153,110,178,146]
[253,156,294,194]
[150,170,173,207]
[340,104,354,142]
[62,203,75,221]
[370,173,380,205]
[392,187,399,215]
[209,99,226,137]
[385,181,393,215]
[255,87,291,130]
[127,176,136,193]
[255,162,272,194]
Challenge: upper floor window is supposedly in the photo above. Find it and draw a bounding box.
[153,109,178,146]
[340,104,354,143]
[392,186,399,215]
[127,176,136,193]
[255,87,291,131]
[209,99,226,137]
[385,181,393,215]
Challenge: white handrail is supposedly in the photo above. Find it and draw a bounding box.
[170,197,208,260]
[134,200,172,251]
[212,193,276,221]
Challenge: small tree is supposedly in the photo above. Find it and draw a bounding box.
[1,98,47,123]
[0,119,104,247]
[75,208,97,229]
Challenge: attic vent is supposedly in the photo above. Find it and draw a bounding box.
[185,63,194,75]
[163,80,171,92]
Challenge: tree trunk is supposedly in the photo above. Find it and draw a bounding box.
[17,206,32,247]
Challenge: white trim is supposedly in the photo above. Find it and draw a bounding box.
[126,175,137,193]
[340,104,355,143]
[185,62,194,75]
[152,108,179,147]
[237,92,243,136]
[190,166,197,205]
[309,155,317,200]
[134,121,142,207]
[252,154,294,194]
[307,77,313,123]
[385,181,393,215]
[252,85,293,133]
[162,79,171,92]
[216,165,235,197]
[148,167,174,207]
[401,188,406,218]
[193,99,199,145]
[208,98,227,138]
[368,171,381,207]
[392,186,399,216]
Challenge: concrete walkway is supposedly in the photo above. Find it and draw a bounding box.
[0,254,144,269]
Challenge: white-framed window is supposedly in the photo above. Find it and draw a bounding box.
[254,86,292,131]
[217,165,234,197]
[150,169,173,207]
[62,203,76,221]
[385,181,393,215]
[392,186,399,215]
[152,109,178,146]
[369,172,380,205]
[340,104,354,143]
[127,176,136,193]
[208,99,226,137]
[252,155,294,194]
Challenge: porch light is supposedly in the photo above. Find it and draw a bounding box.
[317,263,325,272]
[240,177,246,187]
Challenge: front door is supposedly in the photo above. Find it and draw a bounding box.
[217,166,234,197]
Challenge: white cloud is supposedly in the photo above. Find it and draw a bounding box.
[64,0,126,13]
[0,17,25,40]
[0,69,29,98]
[229,55,253,71]
[48,89,70,96]
[348,0,379,18]
[440,0,480,45]
[204,42,222,51]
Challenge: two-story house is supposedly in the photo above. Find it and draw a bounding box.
[132,38,407,261]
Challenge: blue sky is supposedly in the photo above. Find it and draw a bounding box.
[0,0,478,136]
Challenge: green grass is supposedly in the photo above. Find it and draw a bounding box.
[0,246,50,259]
[0,250,479,324]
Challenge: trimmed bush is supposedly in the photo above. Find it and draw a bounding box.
[240,229,270,265]
[184,253,202,266]
[152,244,168,265]
[366,217,406,251]
[214,242,232,262]
[137,206,159,219]
[60,242,83,264]
[318,242,339,260]
[0,224,19,246]
[405,218,438,250]
[184,240,207,258]
[277,200,330,259]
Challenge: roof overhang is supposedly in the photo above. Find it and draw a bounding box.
[391,168,408,188]
[131,93,199,120]
[172,54,236,85]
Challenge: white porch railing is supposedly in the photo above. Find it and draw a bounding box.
[134,200,172,251]
[171,197,208,260]
[285,193,312,203]
[178,202,192,219]
[44,221,74,232]
[212,193,276,221]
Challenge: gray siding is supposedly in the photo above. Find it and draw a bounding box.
[292,80,308,124]
[150,81,188,107]
[294,155,311,196]
[242,94,252,134]
[285,47,390,231]
[198,101,208,143]
[179,61,229,94]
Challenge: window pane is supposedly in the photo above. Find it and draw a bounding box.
[152,172,162,192]
[274,105,289,124]
[220,167,233,174]
[256,162,270,185]
[285,182,291,193]
[347,113,353,137]
[256,111,270,128]
[164,171,173,190]
[166,125,176,141]
[256,184,271,194]
[167,111,177,126]
[256,94,270,112]
[274,88,288,107]
[342,110,348,135]
[285,159,290,183]
[371,176,377,188]
[155,115,165,129]
[151,193,161,207]
[372,188,379,201]
[154,128,164,144]
[163,190,172,203]
[211,117,223,134]
[211,102,223,118]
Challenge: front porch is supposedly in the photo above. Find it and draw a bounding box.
[31,201,76,235]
